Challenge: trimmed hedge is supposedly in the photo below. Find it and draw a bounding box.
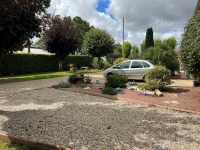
[0,54,93,75]
[63,55,94,70]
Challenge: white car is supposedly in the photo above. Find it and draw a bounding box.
[103,60,155,80]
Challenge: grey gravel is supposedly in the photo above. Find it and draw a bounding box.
[0,77,199,150]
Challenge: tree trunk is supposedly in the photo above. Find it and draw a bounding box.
[28,44,30,53]
[98,57,101,70]
[59,60,63,71]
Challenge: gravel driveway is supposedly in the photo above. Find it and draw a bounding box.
[0,76,199,150]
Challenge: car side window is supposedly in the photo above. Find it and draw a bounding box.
[142,61,150,68]
[131,61,143,68]
[120,61,131,69]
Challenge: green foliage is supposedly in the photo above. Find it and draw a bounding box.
[51,81,71,88]
[140,41,145,52]
[106,43,122,64]
[72,16,91,54]
[145,65,171,90]
[42,14,80,71]
[68,74,77,84]
[128,81,138,86]
[84,75,92,83]
[83,27,115,69]
[113,57,128,65]
[0,140,28,150]
[63,55,93,70]
[102,61,112,69]
[137,83,152,90]
[146,79,167,90]
[35,33,46,50]
[132,45,139,54]
[0,54,58,75]
[180,12,200,82]
[141,37,179,73]
[122,41,131,58]
[0,54,93,75]
[92,58,104,69]
[0,0,50,56]
[76,83,87,88]
[145,27,154,49]
[102,87,117,95]
[105,73,128,88]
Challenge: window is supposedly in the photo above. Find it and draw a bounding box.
[120,61,131,69]
[131,61,143,68]
[142,61,150,68]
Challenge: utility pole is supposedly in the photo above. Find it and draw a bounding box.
[122,17,124,44]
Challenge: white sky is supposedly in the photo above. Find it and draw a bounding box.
[33,0,198,50]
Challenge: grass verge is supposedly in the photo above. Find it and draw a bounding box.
[0,140,35,150]
[0,69,102,84]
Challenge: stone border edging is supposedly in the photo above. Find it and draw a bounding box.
[0,133,72,150]
[62,88,200,115]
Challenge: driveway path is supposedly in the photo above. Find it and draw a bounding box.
[0,74,199,150]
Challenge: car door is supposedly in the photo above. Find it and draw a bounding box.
[119,61,131,77]
[129,61,145,79]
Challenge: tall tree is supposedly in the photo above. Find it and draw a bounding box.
[42,14,80,71]
[73,16,91,54]
[0,0,50,56]
[83,28,115,69]
[145,27,154,49]
[180,12,200,82]
[122,41,131,58]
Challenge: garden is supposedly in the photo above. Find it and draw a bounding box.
[51,66,200,113]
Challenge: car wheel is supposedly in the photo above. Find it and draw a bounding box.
[107,73,114,77]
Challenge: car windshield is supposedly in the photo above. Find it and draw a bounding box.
[113,62,123,68]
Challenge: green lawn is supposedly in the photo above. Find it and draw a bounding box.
[0,69,102,84]
[0,140,35,150]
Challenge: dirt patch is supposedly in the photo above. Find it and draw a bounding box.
[63,83,200,113]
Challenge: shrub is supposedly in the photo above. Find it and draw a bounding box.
[76,83,87,88]
[102,87,117,95]
[145,65,171,90]
[137,83,152,90]
[102,61,112,69]
[84,75,92,84]
[113,57,128,65]
[180,12,200,82]
[68,74,77,84]
[105,73,128,88]
[51,81,71,88]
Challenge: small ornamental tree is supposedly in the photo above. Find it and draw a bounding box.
[122,41,131,58]
[83,28,115,69]
[42,14,80,71]
[180,12,200,82]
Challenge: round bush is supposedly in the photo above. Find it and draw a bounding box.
[105,73,128,88]
[102,87,117,95]
[145,65,171,90]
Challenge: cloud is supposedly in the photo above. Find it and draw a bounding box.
[45,0,197,49]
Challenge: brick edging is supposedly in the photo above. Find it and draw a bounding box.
[62,88,200,115]
[0,133,71,150]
